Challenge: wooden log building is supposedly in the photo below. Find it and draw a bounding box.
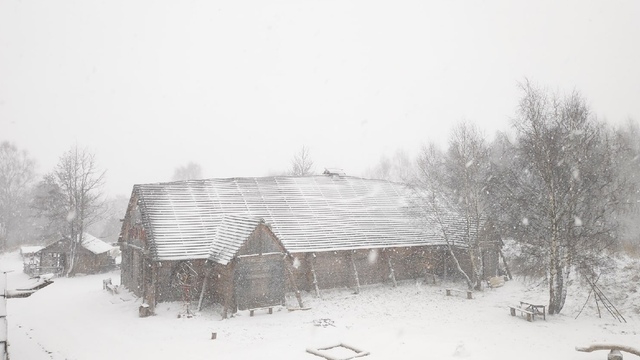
[36,233,115,276]
[119,173,478,317]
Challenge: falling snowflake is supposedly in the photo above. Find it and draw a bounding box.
[368,249,378,264]
[574,217,583,226]
[66,210,77,222]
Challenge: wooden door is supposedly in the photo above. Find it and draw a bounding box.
[234,253,285,311]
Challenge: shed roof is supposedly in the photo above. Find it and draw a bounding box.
[131,175,469,261]
[20,246,44,255]
[81,233,114,255]
[39,233,113,255]
[208,215,269,265]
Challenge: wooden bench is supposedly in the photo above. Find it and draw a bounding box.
[106,284,119,295]
[103,278,120,295]
[509,305,535,321]
[446,288,473,299]
[249,307,273,317]
[487,276,505,288]
[519,301,546,320]
[102,278,112,289]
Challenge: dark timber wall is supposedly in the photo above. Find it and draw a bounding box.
[290,245,472,293]
[38,239,113,276]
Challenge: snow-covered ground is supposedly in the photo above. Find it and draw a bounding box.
[2,250,638,360]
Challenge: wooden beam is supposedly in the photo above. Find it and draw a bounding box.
[423,250,437,284]
[443,249,448,281]
[576,344,640,357]
[197,269,210,312]
[308,253,321,298]
[385,250,397,288]
[350,251,360,295]
[284,256,305,309]
[117,241,148,254]
[149,260,158,313]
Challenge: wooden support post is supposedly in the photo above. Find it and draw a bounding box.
[498,248,513,280]
[443,249,448,281]
[197,271,210,312]
[284,256,305,309]
[423,250,437,284]
[350,251,360,295]
[386,251,397,288]
[222,286,230,319]
[308,253,321,298]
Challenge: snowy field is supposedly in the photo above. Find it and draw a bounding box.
[2,250,638,360]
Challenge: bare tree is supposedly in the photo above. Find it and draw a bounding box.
[364,149,416,183]
[172,162,203,181]
[290,146,314,176]
[0,141,36,251]
[445,121,491,289]
[506,80,630,314]
[87,194,130,244]
[34,145,106,276]
[413,143,475,290]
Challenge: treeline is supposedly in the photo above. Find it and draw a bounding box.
[368,81,640,314]
[1,81,638,313]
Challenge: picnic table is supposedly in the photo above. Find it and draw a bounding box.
[519,301,546,320]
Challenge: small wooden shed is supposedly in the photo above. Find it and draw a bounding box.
[36,233,115,276]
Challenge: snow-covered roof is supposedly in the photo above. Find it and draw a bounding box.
[20,246,44,255]
[80,233,113,255]
[208,215,266,265]
[132,175,468,261]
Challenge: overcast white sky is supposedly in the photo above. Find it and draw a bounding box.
[1,0,639,197]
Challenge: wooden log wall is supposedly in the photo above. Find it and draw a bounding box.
[153,259,208,303]
[119,194,150,298]
[290,246,456,292]
[73,249,113,274]
[350,249,386,286]
[137,245,476,314]
[121,247,144,298]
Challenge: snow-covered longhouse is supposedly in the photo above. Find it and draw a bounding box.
[118,173,478,317]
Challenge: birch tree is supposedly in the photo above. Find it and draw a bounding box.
[445,122,491,289]
[413,143,474,290]
[509,81,629,314]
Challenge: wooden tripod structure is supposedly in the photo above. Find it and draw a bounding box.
[575,275,626,323]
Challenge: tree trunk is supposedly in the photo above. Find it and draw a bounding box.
[446,243,474,290]
[467,246,483,290]
[548,234,566,315]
